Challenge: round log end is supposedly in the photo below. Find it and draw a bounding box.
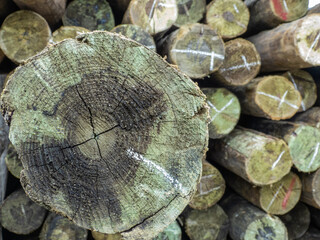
[174,0,206,27]
[52,26,90,44]
[270,0,309,22]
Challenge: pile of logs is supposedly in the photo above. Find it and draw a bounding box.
[0,0,320,239]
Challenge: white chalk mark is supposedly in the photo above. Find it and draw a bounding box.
[278,91,288,109]
[202,174,215,180]
[257,91,299,109]
[266,183,284,211]
[234,20,247,29]
[127,149,187,195]
[207,99,234,122]
[158,3,176,8]
[210,52,215,71]
[308,142,320,169]
[283,0,289,12]
[271,151,285,170]
[211,36,220,41]
[287,72,305,111]
[183,4,189,16]
[306,33,320,61]
[197,174,220,196]
[233,4,239,13]
[21,204,26,217]
[147,45,156,49]
[148,0,158,19]
[220,61,260,72]
[171,49,224,60]
[241,55,250,71]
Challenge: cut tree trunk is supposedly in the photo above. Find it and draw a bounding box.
[5,142,22,179]
[51,26,89,44]
[282,69,317,112]
[201,88,240,139]
[279,202,310,239]
[248,119,320,172]
[208,127,292,186]
[12,0,67,27]
[308,4,320,14]
[0,10,51,64]
[248,14,320,72]
[62,0,115,31]
[205,0,249,39]
[0,31,208,240]
[111,24,156,51]
[153,221,182,240]
[174,0,206,27]
[0,188,47,235]
[40,212,88,240]
[220,194,288,240]
[300,168,320,208]
[122,0,178,36]
[189,161,225,210]
[91,232,122,240]
[224,170,301,215]
[233,75,301,120]
[293,107,320,128]
[159,23,225,79]
[211,38,261,86]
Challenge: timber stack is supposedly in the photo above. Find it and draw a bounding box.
[0,0,320,240]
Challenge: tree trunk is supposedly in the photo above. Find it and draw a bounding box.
[293,107,320,128]
[174,0,206,27]
[0,10,51,64]
[248,14,320,72]
[300,168,320,208]
[5,142,22,179]
[205,0,249,39]
[0,31,208,240]
[208,127,292,186]
[211,38,261,86]
[51,26,89,44]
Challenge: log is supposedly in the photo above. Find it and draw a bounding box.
[0,10,51,64]
[234,75,301,120]
[0,188,47,235]
[5,142,22,179]
[62,0,115,31]
[247,0,309,32]
[211,38,261,86]
[40,212,88,240]
[205,0,250,39]
[296,227,320,240]
[0,31,208,239]
[224,170,301,215]
[12,0,67,27]
[122,0,178,36]
[279,202,310,239]
[201,88,240,139]
[248,14,320,72]
[174,0,206,27]
[208,127,292,186]
[159,23,225,79]
[182,205,229,240]
[51,26,89,44]
[309,206,320,229]
[91,232,122,240]
[308,4,320,15]
[283,70,317,112]
[220,194,288,240]
[111,24,156,51]
[189,161,225,210]
[293,107,320,128]
[300,168,320,208]
[248,119,320,172]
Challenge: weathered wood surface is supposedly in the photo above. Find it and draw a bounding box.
[92,232,122,240]
[294,107,320,128]
[248,14,320,72]
[308,4,320,14]
[5,142,22,178]
[300,168,320,208]
[0,31,208,239]
[212,38,260,86]
[0,10,51,64]
[51,26,89,44]
[208,127,292,186]
[174,0,206,27]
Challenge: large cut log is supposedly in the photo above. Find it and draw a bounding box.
[220,194,288,240]
[300,168,320,208]
[0,10,51,64]
[211,38,261,86]
[293,107,320,128]
[51,26,89,44]
[5,142,22,178]
[248,14,320,72]
[0,31,208,240]
[174,0,206,27]
[159,23,225,79]
[12,0,66,27]
[205,0,249,39]
[208,127,292,186]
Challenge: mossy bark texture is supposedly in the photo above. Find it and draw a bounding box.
[174,0,206,27]
[0,32,208,239]
[300,168,320,208]
[51,26,89,44]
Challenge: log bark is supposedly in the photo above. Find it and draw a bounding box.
[233,75,301,120]
[248,14,320,72]
[205,0,249,39]
[40,212,88,240]
[5,142,22,179]
[189,161,225,210]
[293,107,320,128]
[282,70,317,112]
[279,202,310,239]
[220,194,288,240]
[208,127,292,186]
[296,227,320,240]
[122,0,178,36]
[211,38,261,86]
[201,88,240,139]
[159,23,225,79]
[300,168,320,208]
[0,10,51,64]
[51,26,89,44]
[174,0,206,27]
[308,4,320,15]
[62,0,115,31]
[111,24,156,51]
[182,205,229,240]
[224,170,301,215]
[248,119,320,172]
[0,31,208,240]
[0,188,47,235]
[12,0,66,27]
